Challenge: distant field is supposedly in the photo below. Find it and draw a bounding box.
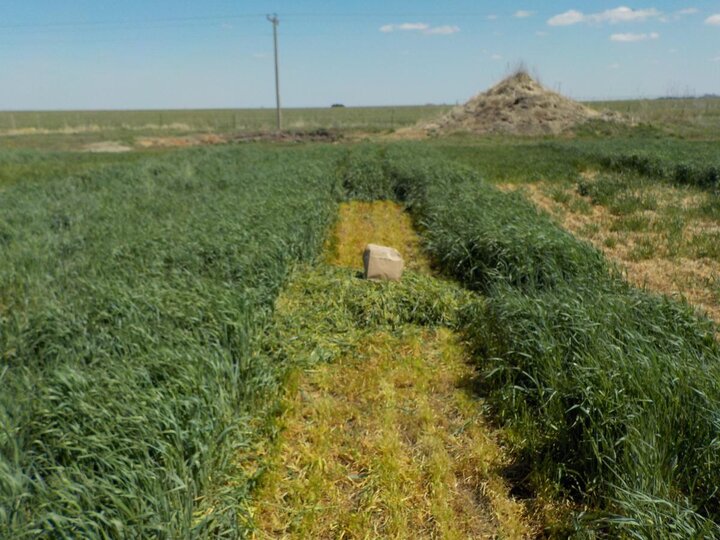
[2,98,720,142]
[0,105,451,134]
[586,97,720,137]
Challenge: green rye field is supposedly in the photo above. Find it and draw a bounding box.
[2,103,720,538]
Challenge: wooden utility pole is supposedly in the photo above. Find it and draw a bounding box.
[267,13,281,131]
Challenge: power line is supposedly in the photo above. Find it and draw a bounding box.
[0,10,502,48]
[0,14,266,30]
[0,11,497,31]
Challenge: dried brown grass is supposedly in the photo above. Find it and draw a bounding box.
[503,179,720,323]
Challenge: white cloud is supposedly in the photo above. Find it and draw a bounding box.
[596,7,662,23]
[515,10,534,18]
[425,25,460,35]
[399,22,429,31]
[608,63,621,69]
[610,31,660,42]
[491,53,503,60]
[548,6,662,26]
[252,53,268,59]
[706,14,720,25]
[379,22,459,35]
[712,56,720,62]
[548,10,585,26]
[380,22,429,32]
[660,8,699,22]
[535,30,549,37]
[487,14,499,20]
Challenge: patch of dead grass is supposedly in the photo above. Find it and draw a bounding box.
[504,179,720,323]
[82,141,133,153]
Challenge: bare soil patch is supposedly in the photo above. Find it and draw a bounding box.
[82,141,133,153]
[135,133,226,149]
[135,129,342,149]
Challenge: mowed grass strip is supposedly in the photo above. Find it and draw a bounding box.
[249,202,528,538]
[252,329,526,539]
[325,200,429,273]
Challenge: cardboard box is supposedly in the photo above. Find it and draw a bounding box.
[363,244,404,281]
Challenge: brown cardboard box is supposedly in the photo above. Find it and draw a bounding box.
[363,244,404,281]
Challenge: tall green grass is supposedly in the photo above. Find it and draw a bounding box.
[595,152,720,191]
[0,145,340,537]
[0,149,152,188]
[343,144,720,537]
[431,136,720,196]
[562,138,720,192]
[4,140,720,538]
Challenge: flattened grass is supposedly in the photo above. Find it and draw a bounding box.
[523,173,720,322]
[325,200,429,273]
[248,201,529,538]
[253,328,527,539]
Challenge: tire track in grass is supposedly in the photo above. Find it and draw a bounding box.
[249,201,530,538]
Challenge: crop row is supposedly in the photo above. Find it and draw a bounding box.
[435,137,720,194]
[564,138,720,192]
[343,144,720,537]
[0,145,340,538]
[597,153,720,191]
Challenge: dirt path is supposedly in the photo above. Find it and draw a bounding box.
[249,201,530,539]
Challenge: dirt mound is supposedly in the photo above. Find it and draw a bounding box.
[427,72,622,135]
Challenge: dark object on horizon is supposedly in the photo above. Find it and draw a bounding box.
[331,103,346,108]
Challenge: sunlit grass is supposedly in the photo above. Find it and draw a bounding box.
[250,201,529,538]
[325,200,430,273]
[252,329,527,539]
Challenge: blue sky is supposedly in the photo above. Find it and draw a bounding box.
[0,1,718,110]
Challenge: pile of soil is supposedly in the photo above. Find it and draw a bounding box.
[427,71,622,136]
